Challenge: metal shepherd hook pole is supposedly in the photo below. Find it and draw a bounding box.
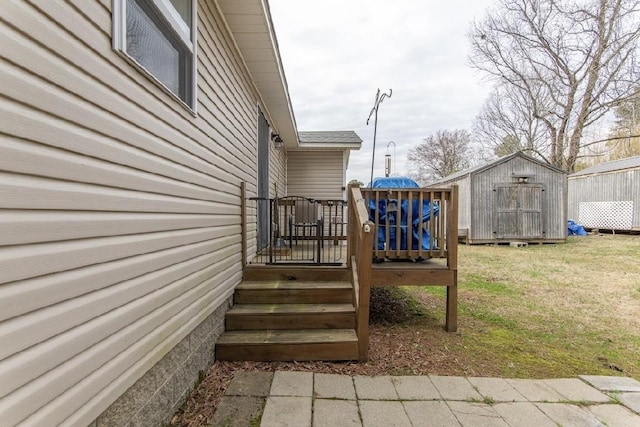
[366,88,392,187]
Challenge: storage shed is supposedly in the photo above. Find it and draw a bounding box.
[430,152,567,244]
[568,156,640,231]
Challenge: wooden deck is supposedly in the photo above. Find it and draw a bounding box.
[217,184,458,362]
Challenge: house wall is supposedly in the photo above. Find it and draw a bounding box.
[244,124,288,261]
[270,145,288,199]
[287,150,346,199]
[568,168,640,230]
[470,156,567,241]
[0,1,285,425]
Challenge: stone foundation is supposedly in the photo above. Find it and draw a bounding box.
[93,296,233,426]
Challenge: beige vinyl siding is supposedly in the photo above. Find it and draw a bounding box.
[0,1,282,425]
[270,145,287,198]
[287,150,345,199]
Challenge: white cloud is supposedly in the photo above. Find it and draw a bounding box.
[269,0,496,183]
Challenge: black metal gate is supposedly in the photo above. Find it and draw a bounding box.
[250,196,346,265]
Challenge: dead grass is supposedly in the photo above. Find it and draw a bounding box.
[173,234,640,426]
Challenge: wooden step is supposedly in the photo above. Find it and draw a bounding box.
[215,329,359,361]
[226,303,356,330]
[243,265,350,281]
[234,281,353,304]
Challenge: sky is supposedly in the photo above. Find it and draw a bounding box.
[269,0,497,184]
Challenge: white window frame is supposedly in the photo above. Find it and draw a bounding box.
[113,0,198,112]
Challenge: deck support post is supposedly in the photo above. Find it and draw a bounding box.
[356,224,373,361]
[446,185,458,332]
[348,186,374,362]
[445,272,458,332]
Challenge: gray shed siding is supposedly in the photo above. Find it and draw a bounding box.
[453,176,472,235]
[0,1,286,425]
[432,153,566,243]
[470,156,566,241]
[568,168,640,230]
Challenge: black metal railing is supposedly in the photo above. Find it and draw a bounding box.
[249,196,346,265]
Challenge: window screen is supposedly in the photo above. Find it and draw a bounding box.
[115,0,195,107]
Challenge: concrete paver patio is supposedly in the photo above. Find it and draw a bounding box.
[210,371,640,426]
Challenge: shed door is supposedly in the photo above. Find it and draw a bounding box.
[519,185,543,238]
[494,184,544,239]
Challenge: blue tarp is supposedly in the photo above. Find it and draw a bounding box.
[567,219,587,236]
[369,176,420,189]
[367,177,439,251]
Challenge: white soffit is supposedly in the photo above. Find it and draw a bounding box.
[216,0,298,147]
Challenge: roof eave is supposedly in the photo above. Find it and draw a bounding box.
[569,164,640,178]
[293,142,362,150]
[569,156,640,177]
[216,0,299,148]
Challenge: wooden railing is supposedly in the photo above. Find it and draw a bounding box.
[361,185,459,333]
[347,185,374,361]
[361,186,458,265]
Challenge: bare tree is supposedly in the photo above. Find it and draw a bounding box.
[474,85,548,158]
[493,135,524,157]
[407,129,472,184]
[607,87,640,158]
[469,0,640,172]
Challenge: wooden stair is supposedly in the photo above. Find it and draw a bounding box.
[216,280,359,361]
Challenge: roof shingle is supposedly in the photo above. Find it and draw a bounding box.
[298,131,362,144]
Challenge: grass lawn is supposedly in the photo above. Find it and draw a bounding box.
[394,234,640,380]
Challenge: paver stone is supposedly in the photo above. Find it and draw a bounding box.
[260,396,311,427]
[468,377,526,402]
[392,376,440,400]
[429,376,481,401]
[589,403,640,427]
[314,373,356,400]
[354,376,399,400]
[313,399,361,427]
[270,371,313,397]
[359,400,412,427]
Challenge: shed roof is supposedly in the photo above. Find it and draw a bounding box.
[296,131,362,149]
[569,156,640,177]
[431,151,566,185]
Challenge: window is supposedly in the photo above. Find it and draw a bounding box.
[113,0,196,109]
